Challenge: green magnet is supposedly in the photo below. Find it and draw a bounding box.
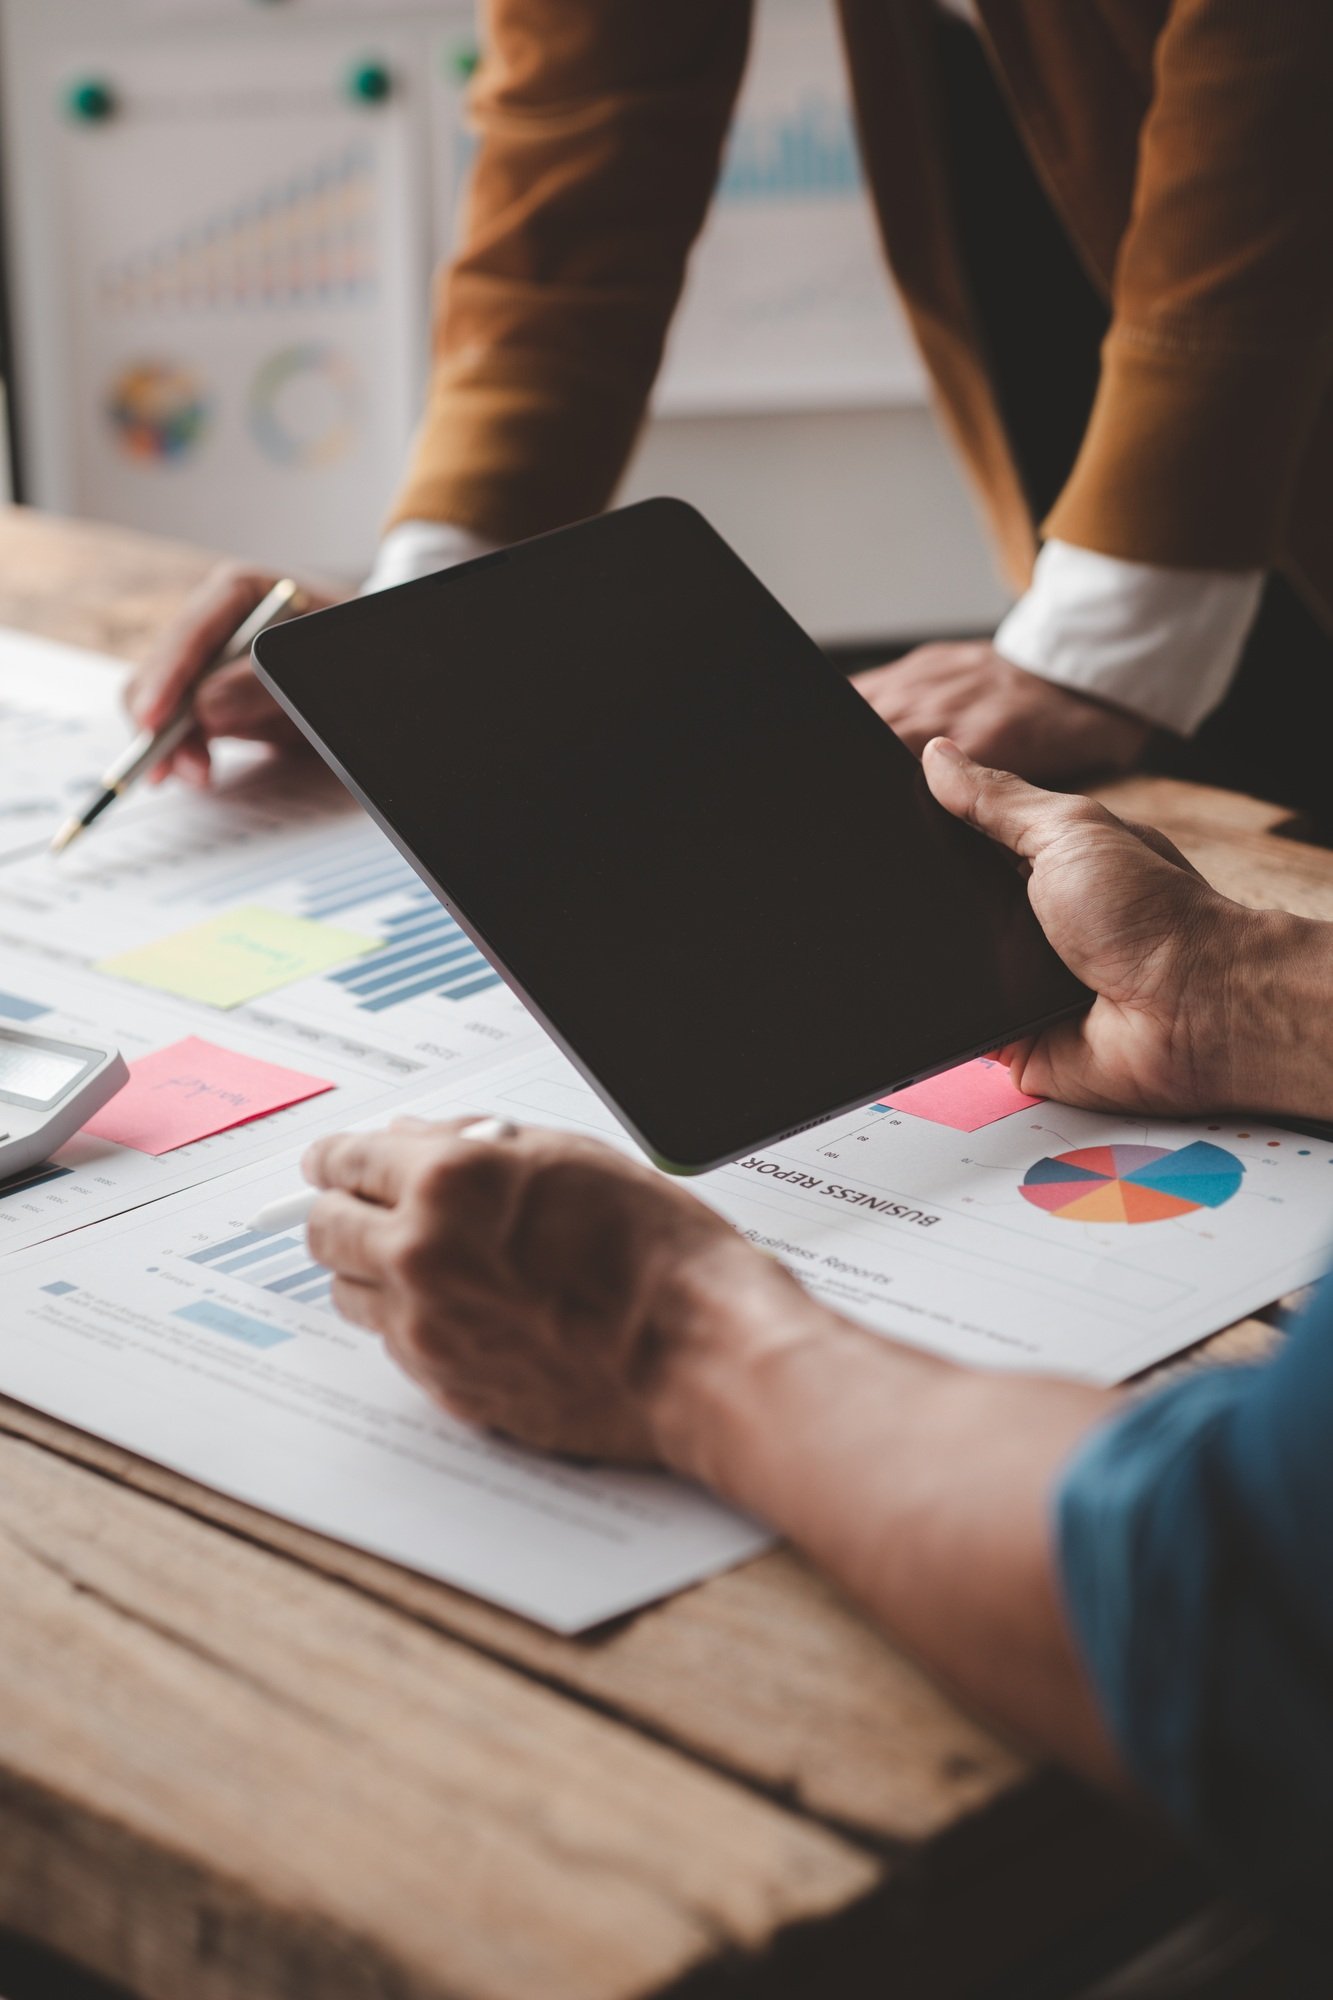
[65,78,116,123]
[347,60,392,105]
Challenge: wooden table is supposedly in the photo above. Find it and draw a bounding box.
[0,506,1326,2000]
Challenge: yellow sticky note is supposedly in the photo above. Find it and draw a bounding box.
[97,905,381,1009]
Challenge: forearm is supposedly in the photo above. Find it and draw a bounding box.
[650,1261,1121,1784]
[1037,0,1333,571]
[388,0,751,541]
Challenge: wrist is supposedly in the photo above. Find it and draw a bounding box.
[646,1253,971,1585]
[640,1240,956,1546]
[1206,907,1333,1121]
[362,520,499,595]
[640,1242,847,1489]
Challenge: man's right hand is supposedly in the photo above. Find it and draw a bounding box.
[123,563,343,786]
[923,737,1331,1122]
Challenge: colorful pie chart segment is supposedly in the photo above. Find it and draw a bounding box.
[1020,1141,1244,1224]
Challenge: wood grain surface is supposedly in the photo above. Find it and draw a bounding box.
[0,507,1326,1999]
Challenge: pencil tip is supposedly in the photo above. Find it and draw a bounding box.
[49,818,81,854]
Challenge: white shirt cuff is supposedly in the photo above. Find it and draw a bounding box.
[993,540,1264,736]
[361,520,501,594]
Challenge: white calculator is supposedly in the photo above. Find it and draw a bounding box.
[0,1025,128,1182]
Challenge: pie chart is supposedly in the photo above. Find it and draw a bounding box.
[1020,1141,1244,1224]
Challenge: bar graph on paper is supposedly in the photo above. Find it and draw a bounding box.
[161,820,498,1012]
[293,846,500,1012]
[187,1227,333,1313]
[174,820,534,1076]
[4,795,505,1020]
[0,731,526,1070]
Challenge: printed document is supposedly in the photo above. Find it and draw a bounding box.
[2,626,1332,1630]
[0,1157,770,1634]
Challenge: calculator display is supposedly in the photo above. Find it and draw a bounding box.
[0,1038,88,1106]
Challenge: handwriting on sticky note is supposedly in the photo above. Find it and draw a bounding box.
[82,1036,333,1155]
[96,905,380,1008]
[882,1057,1041,1132]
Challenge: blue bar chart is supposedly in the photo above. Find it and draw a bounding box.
[719,94,861,202]
[0,1163,73,1203]
[191,824,503,1014]
[296,849,501,1013]
[325,886,499,1012]
[188,1226,333,1310]
[0,988,47,1021]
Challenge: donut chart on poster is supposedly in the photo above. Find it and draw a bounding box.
[248,343,361,469]
[1020,1140,1244,1224]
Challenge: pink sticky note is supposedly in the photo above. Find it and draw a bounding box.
[881,1056,1041,1132]
[83,1036,333,1156]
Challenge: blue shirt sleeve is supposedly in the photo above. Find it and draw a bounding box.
[1056,1267,1333,1936]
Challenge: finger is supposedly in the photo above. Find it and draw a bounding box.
[194,660,293,736]
[887,713,932,754]
[147,723,207,785]
[329,1274,387,1333]
[302,1129,437,1206]
[226,710,307,751]
[305,1190,395,1282]
[128,567,278,731]
[851,673,910,725]
[993,1036,1038,1088]
[1006,1021,1119,1113]
[923,737,1108,862]
[174,738,213,788]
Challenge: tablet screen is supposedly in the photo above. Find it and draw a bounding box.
[255,500,1086,1170]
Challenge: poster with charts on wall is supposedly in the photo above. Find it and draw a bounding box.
[51,30,428,572]
[655,0,928,414]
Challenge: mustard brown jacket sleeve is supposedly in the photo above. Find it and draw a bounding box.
[1031,0,1333,574]
[388,0,752,542]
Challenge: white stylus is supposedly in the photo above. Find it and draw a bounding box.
[245,1187,322,1237]
[245,1117,520,1234]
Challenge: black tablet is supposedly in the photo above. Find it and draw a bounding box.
[254,500,1087,1172]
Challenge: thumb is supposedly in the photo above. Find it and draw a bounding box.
[922,737,1099,863]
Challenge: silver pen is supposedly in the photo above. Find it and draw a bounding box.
[50,576,308,854]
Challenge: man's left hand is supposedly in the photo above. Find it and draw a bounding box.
[854,642,1150,783]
